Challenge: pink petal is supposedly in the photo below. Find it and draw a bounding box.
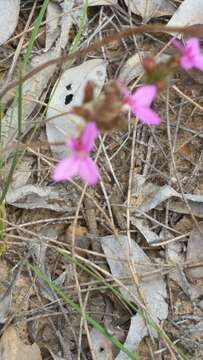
[132,85,157,107]
[78,157,100,185]
[117,81,131,98]
[180,56,194,70]
[53,156,80,181]
[136,107,161,125]
[81,122,99,152]
[186,38,200,57]
[66,137,78,151]
[194,54,203,70]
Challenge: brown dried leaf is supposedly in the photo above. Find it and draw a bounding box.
[0,327,42,360]
[186,222,203,280]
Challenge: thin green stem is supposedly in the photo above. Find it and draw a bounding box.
[30,263,140,360]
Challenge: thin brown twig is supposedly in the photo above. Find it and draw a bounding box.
[1,24,203,99]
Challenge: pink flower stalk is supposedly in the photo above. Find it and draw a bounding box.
[173,37,203,71]
[53,122,100,185]
[121,84,161,125]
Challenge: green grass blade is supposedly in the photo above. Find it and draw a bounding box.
[64,0,88,69]
[70,0,88,53]
[61,251,189,360]
[30,263,140,360]
[22,0,49,70]
[17,70,22,138]
[0,152,20,205]
[0,101,3,143]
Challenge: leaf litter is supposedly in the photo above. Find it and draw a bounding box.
[101,235,168,358]
[123,0,168,22]
[0,0,20,46]
[0,326,42,360]
[1,0,203,359]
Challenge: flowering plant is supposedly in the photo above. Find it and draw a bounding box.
[53,36,203,186]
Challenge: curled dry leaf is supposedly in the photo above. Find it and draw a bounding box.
[5,184,79,212]
[101,235,168,358]
[46,59,106,159]
[116,315,148,360]
[135,183,203,218]
[0,326,42,360]
[167,195,203,218]
[137,184,179,213]
[131,218,159,244]
[0,0,20,45]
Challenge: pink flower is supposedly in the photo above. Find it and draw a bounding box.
[121,84,161,125]
[173,37,203,71]
[53,122,100,185]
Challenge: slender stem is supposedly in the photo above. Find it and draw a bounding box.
[1,24,202,99]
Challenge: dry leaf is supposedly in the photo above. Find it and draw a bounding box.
[0,327,42,360]
[167,0,203,34]
[89,0,117,5]
[118,52,148,85]
[131,218,160,244]
[46,59,106,159]
[124,0,164,22]
[116,315,148,360]
[32,227,59,301]
[0,0,20,45]
[168,195,203,218]
[101,235,168,357]
[137,184,179,213]
[60,0,75,49]
[46,1,61,50]
[6,184,78,212]
[186,222,203,280]
[155,0,176,17]
[76,0,117,7]
[161,229,201,300]
[136,183,203,217]
[5,157,33,194]
[90,329,113,360]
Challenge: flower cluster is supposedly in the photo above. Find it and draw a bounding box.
[53,37,203,186]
